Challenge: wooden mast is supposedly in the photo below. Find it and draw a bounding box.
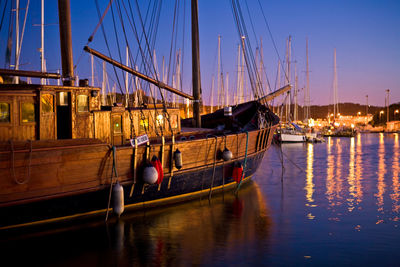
[191,0,202,128]
[58,0,74,86]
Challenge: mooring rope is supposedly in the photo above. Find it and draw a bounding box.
[105,146,118,221]
[208,136,218,200]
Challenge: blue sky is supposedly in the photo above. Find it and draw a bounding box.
[1,0,399,107]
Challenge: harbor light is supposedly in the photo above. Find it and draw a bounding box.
[334,122,340,127]
[351,124,355,128]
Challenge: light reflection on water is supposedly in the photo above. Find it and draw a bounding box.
[1,133,400,266]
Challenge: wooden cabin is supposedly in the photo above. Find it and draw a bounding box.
[0,83,181,144]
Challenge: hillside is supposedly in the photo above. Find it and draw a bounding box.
[272,103,383,120]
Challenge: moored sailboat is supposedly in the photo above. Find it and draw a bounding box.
[0,0,290,230]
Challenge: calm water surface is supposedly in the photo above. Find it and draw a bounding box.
[1,133,400,266]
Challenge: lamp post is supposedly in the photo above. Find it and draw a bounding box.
[380,110,384,122]
[395,109,399,121]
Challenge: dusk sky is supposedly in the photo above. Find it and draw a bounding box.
[0,0,399,107]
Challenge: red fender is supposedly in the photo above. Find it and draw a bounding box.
[151,156,164,184]
[232,164,243,183]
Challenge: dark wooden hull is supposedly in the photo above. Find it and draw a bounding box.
[0,151,265,229]
[0,125,276,230]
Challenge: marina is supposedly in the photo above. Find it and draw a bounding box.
[1,133,400,266]
[0,0,399,265]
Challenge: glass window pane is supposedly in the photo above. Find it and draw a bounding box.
[21,103,35,123]
[0,103,10,123]
[41,94,53,113]
[112,116,122,134]
[170,114,178,129]
[57,92,69,106]
[77,95,88,112]
[140,117,149,132]
[156,114,164,127]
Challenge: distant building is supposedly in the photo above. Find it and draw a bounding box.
[386,121,400,132]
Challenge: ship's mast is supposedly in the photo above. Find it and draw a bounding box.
[191,0,202,127]
[217,35,221,109]
[41,0,45,85]
[333,48,338,118]
[225,73,229,106]
[58,0,74,86]
[305,37,310,122]
[236,44,241,105]
[294,62,298,122]
[14,0,20,84]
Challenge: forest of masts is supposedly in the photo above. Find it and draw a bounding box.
[30,34,312,122]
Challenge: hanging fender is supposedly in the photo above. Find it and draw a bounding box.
[232,162,243,183]
[222,147,233,161]
[174,149,183,169]
[151,155,164,185]
[143,162,158,184]
[112,181,124,216]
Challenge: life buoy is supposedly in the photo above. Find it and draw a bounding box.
[232,162,243,183]
[151,155,164,184]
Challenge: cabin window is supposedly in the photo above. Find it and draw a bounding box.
[41,94,54,113]
[156,114,164,128]
[21,103,35,123]
[0,103,10,123]
[112,116,122,134]
[77,95,89,112]
[57,92,69,106]
[170,114,178,129]
[140,117,149,132]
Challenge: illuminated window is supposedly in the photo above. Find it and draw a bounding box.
[21,103,35,123]
[140,117,149,132]
[170,114,178,129]
[156,114,164,127]
[57,92,69,106]
[41,94,54,113]
[77,95,89,112]
[0,103,10,123]
[112,116,122,134]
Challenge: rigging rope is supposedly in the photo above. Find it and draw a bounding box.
[256,0,289,86]
[0,0,9,32]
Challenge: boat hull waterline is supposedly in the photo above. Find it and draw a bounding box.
[0,126,276,229]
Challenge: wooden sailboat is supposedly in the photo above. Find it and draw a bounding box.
[0,0,290,230]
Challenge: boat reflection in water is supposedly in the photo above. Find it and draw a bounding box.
[0,182,271,266]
